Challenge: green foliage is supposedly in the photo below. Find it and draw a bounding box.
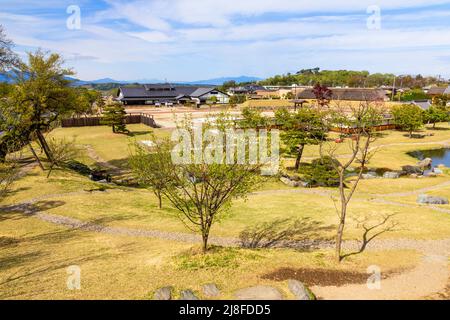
[432,95,449,107]
[152,116,262,251]
[396,89,429,101]
[47,137,80,167]
[3,50,79,162]
[101,102,128,133]
[73,88,102,116]
[423,106,450,127]
[0,161,18,202]
[298,157,340,187]
[129,138,172,209]
[260,69,439,88]
[275,107,327,169]
[239,107,268,128]
[392,104,424,137]
[229,94,247,106]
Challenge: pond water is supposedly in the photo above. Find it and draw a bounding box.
[409,148,450,167]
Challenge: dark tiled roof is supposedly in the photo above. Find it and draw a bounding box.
[297,88,387,101]
[119,85,226,100]
[427,87,447,95]
[412,100,432,110]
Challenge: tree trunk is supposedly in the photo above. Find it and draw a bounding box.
[336,174,347,262]
[294,144,305,170]
[28,143,45,171]
[202,233,209,253]
[336,217,345,262]
[157,191,162,209]
[36,130,54,163]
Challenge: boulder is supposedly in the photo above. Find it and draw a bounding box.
[288,280,312,300]
[417,194,449,205]
[202,284,220,298]
[179,289,199,300]
[154,286,173,300]
[383,171,400,179]
[362,172,378,180]
[417,158,433,169]
[423,171,437,177]
[433,168,444,175]
[402,165,423,174]
[280,177,301,188]
[235,286,283,300]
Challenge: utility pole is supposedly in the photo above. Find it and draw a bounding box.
[391,76,396,101]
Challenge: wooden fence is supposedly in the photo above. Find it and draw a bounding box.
[61,113,157,128]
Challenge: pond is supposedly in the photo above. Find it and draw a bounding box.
[409,148,450,167]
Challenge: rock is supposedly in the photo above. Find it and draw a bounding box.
[417,194,449,205]
[433,168,444,175]
[383,171,400,179]
[179,290,199,300]
[154,286,173,300]
[410,173,419,179]
[417,158,433,169]
[362,172,378,179]
[280,177,300,187]
[402,165,423,174]
[287,280,311,300]
[235,286,283,300]
[202,284,220,298]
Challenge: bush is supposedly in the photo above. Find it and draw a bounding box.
[299,157,340,187]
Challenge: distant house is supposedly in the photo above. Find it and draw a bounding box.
[412,100,432,110]
[297,88,389,101]
[228,85,266,95]
[117,84,229,106]
[427,86,450,96]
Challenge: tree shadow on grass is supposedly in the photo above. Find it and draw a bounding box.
[128,130,153,137]
[239,218,334,251]
[341,214,400,260]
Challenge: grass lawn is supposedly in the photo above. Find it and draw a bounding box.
[0,209,419,299]
[1,122,450,299]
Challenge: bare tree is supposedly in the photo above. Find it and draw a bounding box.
[0,144,21,203]
[341,214,399,259]
[320,99,385,262]
[0,25,19,72]
[129,138,173,209]
[139,115,263,252]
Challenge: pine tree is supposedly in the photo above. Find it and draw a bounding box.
[101,102,128,133]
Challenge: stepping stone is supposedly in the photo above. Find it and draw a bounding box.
[154,286,173,300]
[202,283,220,298]
[234,285,283,300]
[288,280,311,300]
[180,289,199,300]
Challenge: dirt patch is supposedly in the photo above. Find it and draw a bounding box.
[426,284,450,300]
[261,267,398,287]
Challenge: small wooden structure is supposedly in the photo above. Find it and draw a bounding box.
[290,99,307,110]
[61,113,158,128]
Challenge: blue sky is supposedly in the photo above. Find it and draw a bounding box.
[2,0,450,81]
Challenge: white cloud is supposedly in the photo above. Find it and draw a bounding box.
[2,0,450,80]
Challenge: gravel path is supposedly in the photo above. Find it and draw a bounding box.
[2,191,450,252]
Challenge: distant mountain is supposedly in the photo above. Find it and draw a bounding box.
[184,76,263,85]
[1,73,262,86]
